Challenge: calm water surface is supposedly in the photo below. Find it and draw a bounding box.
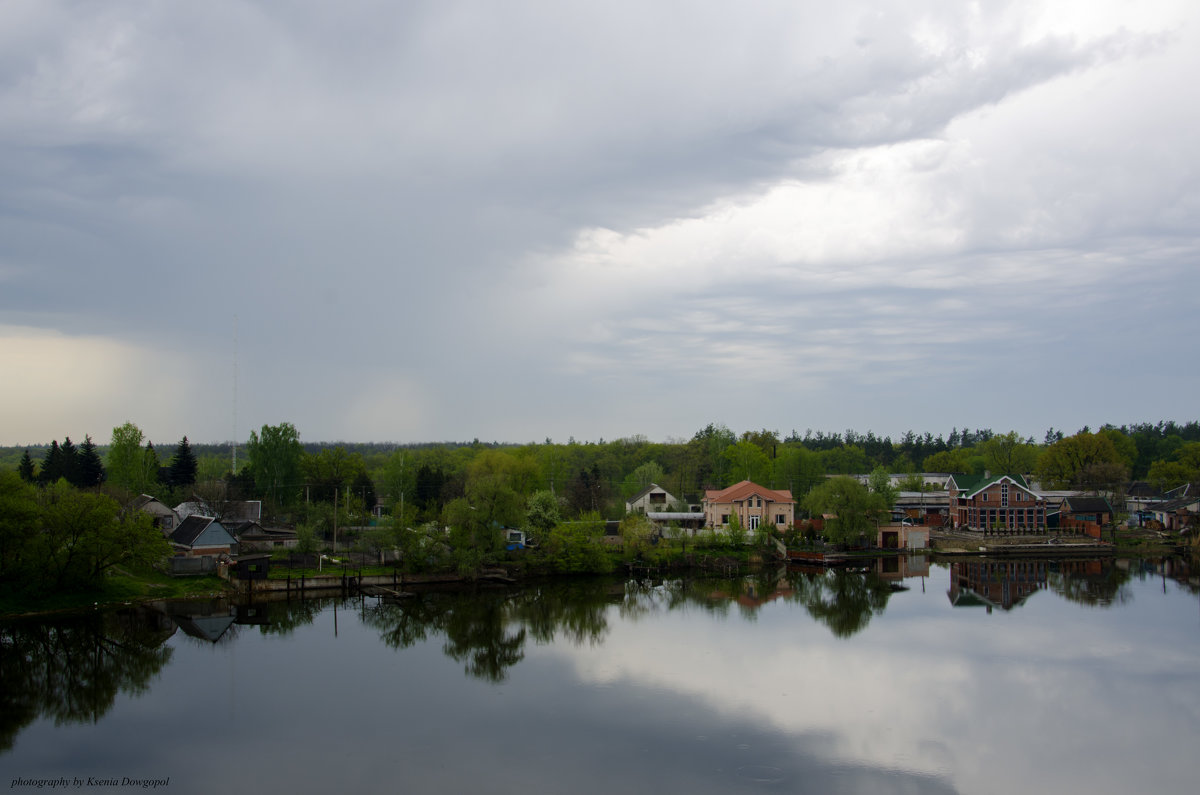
[3,557,1198,795]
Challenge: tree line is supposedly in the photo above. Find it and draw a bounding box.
[3,417,1197,587]
[7,420,1200,525]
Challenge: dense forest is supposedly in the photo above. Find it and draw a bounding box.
[4,420,1199,527]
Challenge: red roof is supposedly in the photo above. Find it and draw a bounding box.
[704,480,794,505]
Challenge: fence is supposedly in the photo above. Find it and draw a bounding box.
[170,556,217,576]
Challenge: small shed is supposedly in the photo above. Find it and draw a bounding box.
[233,553,271,581]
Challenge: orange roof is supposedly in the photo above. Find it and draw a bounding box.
[704,480,794,504]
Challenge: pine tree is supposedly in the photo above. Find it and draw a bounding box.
[18,449,36,483]
[38,441,63,485]
[142,442,161,493]
[167,436,198,488]
[59,436,81,487]
[78,435,105,488]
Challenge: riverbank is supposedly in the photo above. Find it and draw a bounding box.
[5,530,1191,619]
[0,565,237,619]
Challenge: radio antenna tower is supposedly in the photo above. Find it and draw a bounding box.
[232,314,238,474]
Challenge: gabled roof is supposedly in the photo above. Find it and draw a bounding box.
[1151,496,1200,513]
[1062,496,1113,514]
[948,473,1036,499]
[704,480,794,504]
[170,515,235,547]
[130,494,173,512]
[1164,483,1194,500]
[174,499,213,519]
[232,521,297,540]
[628,483,674,503]
[1125,481,1161,499]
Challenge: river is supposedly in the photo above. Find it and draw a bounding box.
[2,556,1197,794]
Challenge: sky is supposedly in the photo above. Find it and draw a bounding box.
[2,0,1197,448]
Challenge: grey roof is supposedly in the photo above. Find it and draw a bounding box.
[627,483,674,503]
[1063,496,1113,514]
[170,515,235,547]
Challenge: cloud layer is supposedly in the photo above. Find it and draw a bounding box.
[2,0,1197,445]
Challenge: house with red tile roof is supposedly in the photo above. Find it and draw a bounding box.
[703,480,794,533]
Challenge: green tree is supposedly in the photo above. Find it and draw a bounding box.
[725,510,747,547]
[722,441,772,485]
[621,461,665,498]
[466,450,540,497]
[295,524,318,557]
[246,422,304,507]
[77,435,104,488]
[350,470,377,520]
[977,431,1038,475]
[541,513,611,573]
[802,476,886,546]
[820,445,869,475]
[0,471,39,587]
[525,490,562,541]
[30,483,169,592]
[303,446,367,503]
[443,497,501,576]
[106,422,146,494]
[775,445,825,498]
[1146,442,1200,489]
[58,437,81,487]
[166,437,198,489]
[38,441,64,486]
[141,442,161,493]
[17,449,36,483]
[618,514,656,557]
[690,423,736,488]
[1036,432,1126,489]
[922,448,980,474]
[867,466,898,512]
[379,450,415,516]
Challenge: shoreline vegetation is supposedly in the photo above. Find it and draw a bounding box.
[3,420,1197,618]
[1,525,1186,620]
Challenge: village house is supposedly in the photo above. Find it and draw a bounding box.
[703,480,794,533]
[170,515,238,558]
[625,483,680,514]
[230,520,298,552]
[947,473,1047,532]
[1058,496,1114,526]
[130,494,179,532]
[1147,495,1200,533]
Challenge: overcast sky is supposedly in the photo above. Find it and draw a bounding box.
[2,0,1197,448]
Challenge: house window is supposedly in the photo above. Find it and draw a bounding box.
[776,514,785,525]
[721,514,729,525]
[749,515,760,530]
[982,493,988,501]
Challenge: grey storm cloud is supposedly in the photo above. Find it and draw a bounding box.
[1,0,1197,445]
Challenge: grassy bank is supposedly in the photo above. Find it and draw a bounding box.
[0,565,236,618]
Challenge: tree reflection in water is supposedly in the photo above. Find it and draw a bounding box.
[619,567,896,638]
[361,581,613,683]
[788,568,895,637]
[0,606,175,752]
[1047,559,1134,607]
